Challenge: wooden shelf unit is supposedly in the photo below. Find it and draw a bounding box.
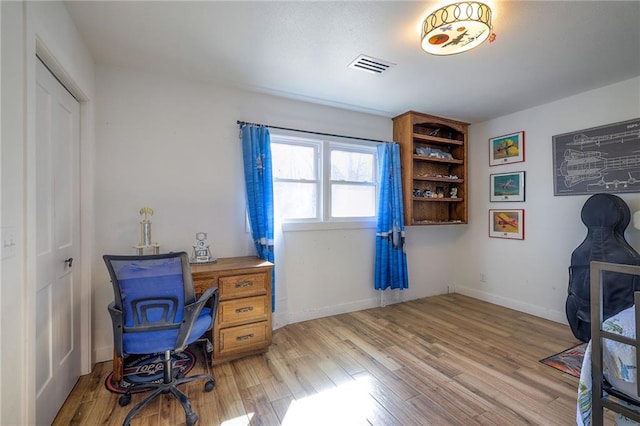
[393,111,469,226]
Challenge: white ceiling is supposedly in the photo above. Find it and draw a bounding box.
[65,1,640,124]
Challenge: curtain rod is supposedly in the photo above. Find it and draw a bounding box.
[236,120,394,144]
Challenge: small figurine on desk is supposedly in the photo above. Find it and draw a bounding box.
[436,186,445,198]
[190,232,216,264]
[450,187,458,198]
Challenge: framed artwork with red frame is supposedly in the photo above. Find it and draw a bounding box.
[489,209,524,240]
[489,131,525,166]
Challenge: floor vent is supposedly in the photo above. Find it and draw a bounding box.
[348,55,395,75]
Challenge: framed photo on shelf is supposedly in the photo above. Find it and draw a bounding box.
[489,209,524,240]
[490,171,525,202]
[489,131,525,166]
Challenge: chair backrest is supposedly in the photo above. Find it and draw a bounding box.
[104,252,196,332]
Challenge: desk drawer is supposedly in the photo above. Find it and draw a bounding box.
[193,279,215,296]
[218,321,269,354]
[219,273,266,299]
[218,296,267,326]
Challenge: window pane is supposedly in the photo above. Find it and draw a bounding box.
[274,182,317,219]
[272,143,316,180]
[331,184,375,217]
[331,150,374,182]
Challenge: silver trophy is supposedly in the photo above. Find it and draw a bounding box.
[135,207,159,255]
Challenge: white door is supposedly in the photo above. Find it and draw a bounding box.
[34,58,81,425]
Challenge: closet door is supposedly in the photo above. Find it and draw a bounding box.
[34,57,81,425]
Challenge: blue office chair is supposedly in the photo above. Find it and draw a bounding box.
[104,252,219,426]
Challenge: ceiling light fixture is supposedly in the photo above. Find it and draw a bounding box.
[421,2,492,56]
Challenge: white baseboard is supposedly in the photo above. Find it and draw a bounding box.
[455,285,568,324]
[94,345,113,364]
[277,297,382,328]
[273,291,421,329]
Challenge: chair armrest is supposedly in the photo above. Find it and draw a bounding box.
[197,287,219,325]
[195,287,216,310]
[175,288,219,351]
[108,302,125,357]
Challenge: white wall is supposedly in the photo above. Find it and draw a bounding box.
[93,66,461,362]
[1,1,95,424]
[0,4,3,423]
[1,2,637,421]
[1,2,24,423]
[94,67,640,364]
[454,77,640,324]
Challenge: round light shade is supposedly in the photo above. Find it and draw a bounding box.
[421,2,492,56]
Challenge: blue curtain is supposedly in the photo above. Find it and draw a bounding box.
[375,143,408,290]
[241,125,275,309]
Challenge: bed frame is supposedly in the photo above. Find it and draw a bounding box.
[590,261,640,425]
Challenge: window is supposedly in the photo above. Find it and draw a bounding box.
[271,135,377,222]
[271,140,320,220]
[328,144,376,218]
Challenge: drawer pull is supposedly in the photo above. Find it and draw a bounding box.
[235,306,254,314]
[235,281,253,288]
[236,333,254,341]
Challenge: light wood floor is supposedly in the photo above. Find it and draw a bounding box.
[54,294,605,425]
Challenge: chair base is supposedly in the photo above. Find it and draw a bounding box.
[120,350,215,426]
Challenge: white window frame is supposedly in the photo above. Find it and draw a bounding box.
[271,134,378,230]
[324,141,377,222]
[272,136,322,222]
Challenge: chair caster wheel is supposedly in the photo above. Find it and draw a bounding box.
[176,371,185,379]
[186,413,199,426]
[119,392,131,406]
[204,379,215,392]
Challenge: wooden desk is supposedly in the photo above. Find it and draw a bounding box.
[112,256,273,382]
[191,256,274,365]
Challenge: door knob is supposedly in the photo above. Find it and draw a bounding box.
[64,257,74,268]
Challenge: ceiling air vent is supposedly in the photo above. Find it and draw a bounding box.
[348,55,395,75]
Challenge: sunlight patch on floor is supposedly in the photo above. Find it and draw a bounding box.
[281,376,374,425]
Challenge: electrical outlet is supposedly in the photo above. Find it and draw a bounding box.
[480,273,487,283]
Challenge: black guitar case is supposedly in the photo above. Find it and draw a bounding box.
[566,193,640,342]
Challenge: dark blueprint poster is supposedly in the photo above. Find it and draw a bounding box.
[553,118,640,196]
